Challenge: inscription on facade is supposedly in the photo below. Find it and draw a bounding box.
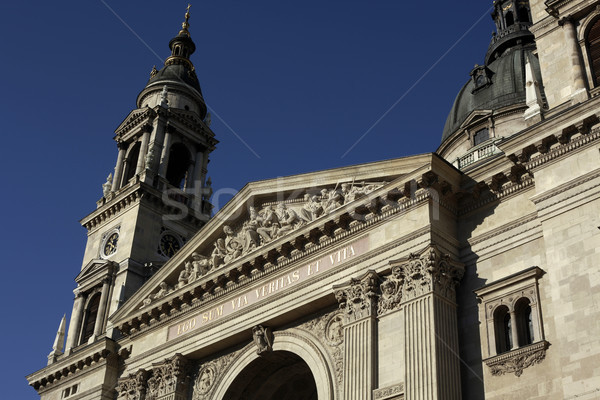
[168,236,369,340]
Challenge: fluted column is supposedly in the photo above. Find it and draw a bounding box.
[388,246,464,400]
[334,270,379,400]
[560,17,589,103]
[65,293,85,352]
[112,142,126,191]
[93,278,111,338]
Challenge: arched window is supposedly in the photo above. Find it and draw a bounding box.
[505,11,515,27]
[166,143,191,189]
[122,142,140,185]
[587,18,600,86]
[515,298,534,346]
[80,294,101,345]
[518,7,530,23]
[494,306,512,354]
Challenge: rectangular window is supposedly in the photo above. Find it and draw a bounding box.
[473,128,489,145]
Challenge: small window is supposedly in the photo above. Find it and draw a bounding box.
[518,7,530,23]
[506,11,514,27]
[62,384,79,399]
[475,267,548,376]
[473,128,489,145]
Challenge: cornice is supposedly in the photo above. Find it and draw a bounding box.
[27,338,117,392]
[115,108,156,138]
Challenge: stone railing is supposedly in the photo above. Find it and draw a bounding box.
[454,139,503,170]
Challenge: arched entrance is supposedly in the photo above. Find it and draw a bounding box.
[223,351,317,400]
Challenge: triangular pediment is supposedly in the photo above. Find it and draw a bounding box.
[75,259,118,290]
[114,108,154,136]
[459,109,492,130]
[110,153,458,327]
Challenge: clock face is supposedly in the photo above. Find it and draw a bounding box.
[160,234,181,258]
[103,232,119,257]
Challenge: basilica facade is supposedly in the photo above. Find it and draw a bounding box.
[27,1,600,399]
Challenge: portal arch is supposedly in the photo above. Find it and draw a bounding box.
[210,328,336,400]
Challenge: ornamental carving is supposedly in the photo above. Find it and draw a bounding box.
[485,341,548,377]
[373,382,404,400]
[334,270,380,323]
[146,354,188,399]
[141,182,384,307]
[377,266,405,315]
[192,350,241,400]
[252,325,273,355]
[395,247,464,302]
[297,310,345,386]
[117,369,149,400]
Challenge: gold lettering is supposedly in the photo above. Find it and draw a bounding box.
[202,313,208,323]
[292,270,300,281]
[216,305,224,317]
[329,254,335,264]
[350,245,355,256]
[255,289,261,299]
[286,275,292,285]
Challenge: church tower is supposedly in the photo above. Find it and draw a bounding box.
[62,6,216,355]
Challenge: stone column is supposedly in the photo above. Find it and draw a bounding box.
[65,293,85,352]
[136,128,151,175]
[158,128,173,178]
[93,278,111,339]
[390,246,464,400]
[184,158,195,191]
[112,143,126,191]
[509,310,519,349]
[560,17,589,103]
[333,270,379,400]
[193,150,205,189]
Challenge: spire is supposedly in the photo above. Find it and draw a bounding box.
[47,314,66,365]
[165,4,197,67]
[524,54,544,123]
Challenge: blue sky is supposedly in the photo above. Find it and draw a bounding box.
[0,1,495,397]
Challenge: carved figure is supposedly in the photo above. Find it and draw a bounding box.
[252,325,273,355]
[324,188,344,214]
[300,195,323,222]
[211,239,226,269]
[256,206,280,243]
[192,252,211,276]
[223,225,243,262]
[276,203,301,237]
[196,367,214,394]
[160,85,168,107]
[178,261,193,288]
[205,112,212,127]
[145,148,155,170]
[102,174,113,197]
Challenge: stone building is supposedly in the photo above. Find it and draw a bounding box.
[27,0,600,399]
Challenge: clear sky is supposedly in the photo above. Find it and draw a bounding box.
[0,1,496,397]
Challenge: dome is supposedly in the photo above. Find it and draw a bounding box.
[145,63,203,95]
[441,43,544,144]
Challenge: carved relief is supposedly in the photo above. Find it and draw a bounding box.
[373,382,404,400]
[334,270,380,323]
[485,341,548,377]
[142,182,384,307]
[192,350,242,400]
[395,247,464,302]
[146,354,188,399]
[377,266,405,315]
[117,369,148,400]
[252,325,273,355]
[297,310,345,386]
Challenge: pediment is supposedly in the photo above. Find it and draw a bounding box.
[459,110,492,131]
[110,153,458,327]
[114,108,155,136]
[75,259,117,289]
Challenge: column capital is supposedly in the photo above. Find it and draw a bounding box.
[387,245,464,304]
[117,369,149,400]
[333,270,380,324]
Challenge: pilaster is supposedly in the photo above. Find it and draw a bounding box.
[386,246,464,400]
[334,270,379,400]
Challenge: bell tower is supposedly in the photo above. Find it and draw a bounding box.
[62,5,217,354]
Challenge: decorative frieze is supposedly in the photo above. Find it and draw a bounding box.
[373,383,404,400]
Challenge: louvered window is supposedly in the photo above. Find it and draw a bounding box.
[588,18,600,86]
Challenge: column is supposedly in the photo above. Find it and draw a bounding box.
[136,129,151,175]
[93,278,111,338]
[509,310,519,349]
[158,129,173,178]
[112,143,127,191]
[65,293,85,352]
[333,270,379,400]
[184,158,195,191]
[393,247,464,400]
[560,17,589,103]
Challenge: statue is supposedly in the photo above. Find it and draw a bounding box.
[205,112,212,127]
[223,225,243,262]
[256,206,280,243]
[150,65,158,77]
[211,239,226,269]
[102,174,113,198]
[192,252,211,276]
[178,261,193,288]
[242,207,261,253]
[252,325,273,355]
[145,148,155,170]
[160,85,169,108]
[300,194,322,222]
[276,203,301,237]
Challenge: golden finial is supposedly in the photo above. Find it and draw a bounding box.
[181,4,191,32]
